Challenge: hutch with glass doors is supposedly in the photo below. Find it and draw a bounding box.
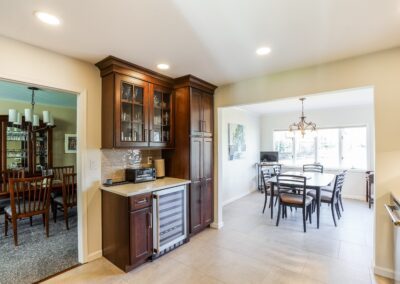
[0,115,53,175]
[96,56,174,149]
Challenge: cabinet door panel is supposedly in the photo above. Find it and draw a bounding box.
[190,137,203,233]
[201,93,213,137]
[129,207,152,266]
[202,138,213,225]
[115,74,149,147]
[190,89,202,136]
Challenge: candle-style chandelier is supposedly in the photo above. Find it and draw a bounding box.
[289,98,316,137]
[8,86,55,129]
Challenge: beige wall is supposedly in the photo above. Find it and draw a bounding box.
[214,47,400,277]
[0,36,102,262]
[0,100,77,170]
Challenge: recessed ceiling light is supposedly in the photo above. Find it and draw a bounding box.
[157,63,170,70]
[34,11,61,26]
[256,47,271,56]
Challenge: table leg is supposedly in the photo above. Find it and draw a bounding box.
[271,184,274,219]
[316,188,321,229]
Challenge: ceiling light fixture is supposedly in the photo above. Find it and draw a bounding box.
[289,98,317,137]
[256,47,271,56]
[157,63,170,70]
[34,11,61,26]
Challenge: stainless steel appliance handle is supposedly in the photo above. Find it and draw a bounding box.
[155,194,160,253]
[148,212,152,229]
[385,204,400,226]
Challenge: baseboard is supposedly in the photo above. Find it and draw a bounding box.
[342,194,365,201]
[374,265,394,280]
[222,188,257,207]
[210,221,224,229]
[87,250,103,262]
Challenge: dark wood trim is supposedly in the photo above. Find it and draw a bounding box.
[96,56,174,88]
[174,75,217,93]
[34,263,82,283]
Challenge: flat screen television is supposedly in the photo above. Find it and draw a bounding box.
[260,151,279,163]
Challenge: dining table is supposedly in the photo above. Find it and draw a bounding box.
[268,171,335,228]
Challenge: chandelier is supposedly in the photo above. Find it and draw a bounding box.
[289,98,316,137]
[8,87,55,129]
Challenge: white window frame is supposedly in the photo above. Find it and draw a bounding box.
[273,125,368,171]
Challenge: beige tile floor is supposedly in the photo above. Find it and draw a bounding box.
[44,192,392,284]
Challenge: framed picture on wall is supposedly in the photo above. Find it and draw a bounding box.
[65,134,77,153]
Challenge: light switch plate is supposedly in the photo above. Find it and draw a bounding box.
[147,156,153,165]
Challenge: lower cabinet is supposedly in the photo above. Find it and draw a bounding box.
[189,137,214,234]
[129,207,153,266]
[102,191,153,272]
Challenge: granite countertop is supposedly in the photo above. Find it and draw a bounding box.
[100,177,191,197]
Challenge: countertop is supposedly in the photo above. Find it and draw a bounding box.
[100,177,191,197]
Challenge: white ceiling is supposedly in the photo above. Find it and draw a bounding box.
[236,87,374,115]
[0,1,400,85]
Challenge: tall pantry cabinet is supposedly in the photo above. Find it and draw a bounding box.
[163,75,217,235]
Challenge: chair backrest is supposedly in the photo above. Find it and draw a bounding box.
[332,172,346,198]
[0,169,25,195]
[303,164,324,173]
[51,166,74,181]
[8,176,53,217]
[277,174,307,204]
[261,170,272,191]
[273,164,282,175]
[62,173,77,207]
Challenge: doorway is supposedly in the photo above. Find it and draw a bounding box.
[0,79,80,283]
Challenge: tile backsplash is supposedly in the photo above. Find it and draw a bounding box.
[101,149,162,182]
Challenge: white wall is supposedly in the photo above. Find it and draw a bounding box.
[259,105,375,200]
[220,107,260,206]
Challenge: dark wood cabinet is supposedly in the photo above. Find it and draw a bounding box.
[164,75,217,236]
[129,207,153,266]
[96,56,174,149]
[0,115,53,174]
[102,191,153,272]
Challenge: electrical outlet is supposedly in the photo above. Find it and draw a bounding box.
[147,156,153,165]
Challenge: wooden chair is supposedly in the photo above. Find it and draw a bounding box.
[4,176,53,246]
[261,170,276,218]
[49,166,74,221]
[53,173,77,229]
[272,164,282,175]
[308,172,345,226]
[303,164,324,173]
[0,169,25,214]
[366,171,374,209]
[276,175,313,232]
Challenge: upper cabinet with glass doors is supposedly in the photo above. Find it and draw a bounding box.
[96,56,175,149]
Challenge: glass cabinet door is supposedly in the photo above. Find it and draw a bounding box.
[6,126,28,170]
[35,130,48,172]
[150,86,173,147]
[117,75,149,147]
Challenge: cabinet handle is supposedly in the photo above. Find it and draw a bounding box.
[136,198,147,204]
[148,212,153,229]
[202,121,206,132]
[199,120,203,132]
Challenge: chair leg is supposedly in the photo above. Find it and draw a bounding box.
[42,214,45,227]
[331,202,337,227]
[308,206,312,224]
[12,217,18,246]
[5,214,8,236]
[302,207,306,233]
[274,196,278,206]
[53,203,58,222]
[63,205,69,230]
[30,216,33,226]
[276,202,281,227]
[45,212,49,237]
[339,195,344,211]
[262,193,268,213]
[336,203,341,219]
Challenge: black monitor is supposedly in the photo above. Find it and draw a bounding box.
[260,151,279,163]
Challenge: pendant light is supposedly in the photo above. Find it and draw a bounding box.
[289,98,317,137]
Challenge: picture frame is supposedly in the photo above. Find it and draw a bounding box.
[228,123,246,160]
[65,134,77,153]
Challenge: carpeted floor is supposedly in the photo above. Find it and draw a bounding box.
[0,208,78,284]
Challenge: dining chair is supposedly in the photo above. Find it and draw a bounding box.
[272,164,282,175]
[53,173,77,229]
[307,172,345,226]
[366,171,374,209]
[49,165,74,222]
[303,163,324,173]
[0,169,25,214]
[276,175,313,232]
[4,176,53,246]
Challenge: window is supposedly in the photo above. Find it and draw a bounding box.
[273,126,367,170]
[273,131,293,165]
